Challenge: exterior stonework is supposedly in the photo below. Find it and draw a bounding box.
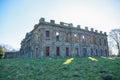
[20,18,109,57]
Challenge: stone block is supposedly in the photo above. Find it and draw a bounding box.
[85,27,88,30]
[39,18,45,22]
[77,25,80,28]
[60,22,64,26]
[95,30,98,33]
[68,23,73,27]
[91,28,94,32]
[50,20,55,24]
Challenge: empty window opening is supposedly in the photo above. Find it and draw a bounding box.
[56,32,59,41]
[66,47,69,56]
[91,48,93,56]
[82,35,86,44]
[35,48,38,57]
[99,39,101,45]
[104,39,106,46]
[35,34,39,40]
[56,47,60,56]
[105,50,107,56]
[76,48,78,56]
[74,34,78,42]
[90,37,92,44]
[66,34,69,42]
[83,48,87,57]
[46,46,50,56]
[46,31,50,38]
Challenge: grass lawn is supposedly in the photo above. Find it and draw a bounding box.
[0,57,120,80]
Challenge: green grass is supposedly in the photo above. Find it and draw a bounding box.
[0,57,120,80]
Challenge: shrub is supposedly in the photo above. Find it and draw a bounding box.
[0,46,4,59]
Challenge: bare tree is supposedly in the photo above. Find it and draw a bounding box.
[109,28,120,56]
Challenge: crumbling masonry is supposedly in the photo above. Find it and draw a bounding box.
[20,18,109,57]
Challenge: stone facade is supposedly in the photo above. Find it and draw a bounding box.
[20,18,109,57]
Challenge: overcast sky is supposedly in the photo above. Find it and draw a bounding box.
[0,0,120,49]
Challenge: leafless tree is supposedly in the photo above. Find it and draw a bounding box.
[109,28,120,56]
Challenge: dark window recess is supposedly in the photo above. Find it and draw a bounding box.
[46,46,49,56]
[66,34,69,42]
[56,47,60,56]
[46,31,50,37]
[66,48,69,56]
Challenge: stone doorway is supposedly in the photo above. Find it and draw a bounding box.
[76,48,78,56]
[56,47,60,56]
[83,48,87,57]
[46,46,50,56]
[66,47,69,56]
[91,48,93,56]
[35,48,38,57]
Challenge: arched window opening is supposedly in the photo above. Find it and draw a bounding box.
[56,32,59,41]
[104,39,106,46]
[90,37,92,44]
[99,39,101,45]
[82,35,86,44]
[46,31,50,39]
[74,34,78,42]
[66,34,69,42]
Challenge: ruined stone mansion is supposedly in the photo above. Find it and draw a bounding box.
[20,18,109,57]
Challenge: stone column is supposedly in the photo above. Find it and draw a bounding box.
[51,30,56,57]
[70,32,75,57]
[61,32,65,57]
[40,28,45,57]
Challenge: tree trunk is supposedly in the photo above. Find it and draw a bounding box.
[118,49,120,57]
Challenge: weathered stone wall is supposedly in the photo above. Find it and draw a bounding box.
[20,18,109,57]
[4,52,20,58]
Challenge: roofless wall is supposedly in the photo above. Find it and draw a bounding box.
[20,18,109,58]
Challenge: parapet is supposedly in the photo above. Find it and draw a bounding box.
[60,22,64,26]
[100,31,102,34]
[85,27,88,31]
[38,17,107,35]
[50,20,55,24]
[34,24,38,29]
[91,28,94,32]
[39,17,45,22]
[77,25,80,29]
[95,30,98,33]
[104,32,107,35]
[68,23,73,27]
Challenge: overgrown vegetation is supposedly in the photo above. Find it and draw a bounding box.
[0,57,120,80]
[109,28,120,56]
[0,46,4,59]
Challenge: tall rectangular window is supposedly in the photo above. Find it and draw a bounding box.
[66,34,69,42]
[76,48,78,56]
[56,47,60,56]
[66,47,69,56]
[46,31,50,38]
[56,32,59,41]
[82,35,86,44]
[91,48,93,56]
[35,48,38,57]
[99,39,101,45]
[90,37,92,44]
[74,34,78,42]
[46,46,49,56]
